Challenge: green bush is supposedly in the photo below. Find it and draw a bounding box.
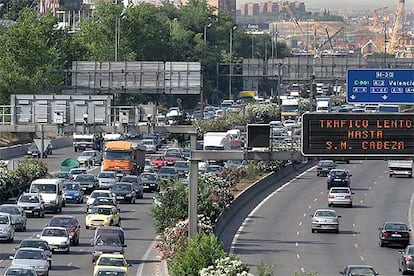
[168,234,227,276]
[151,180,188,234]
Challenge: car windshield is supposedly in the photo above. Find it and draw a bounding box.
[95,198,113,205]
[42,228,67,237]
[175,162,188,168]
[98,173,115,179]
[112,184,131,192]
[0,215,9,224]
[384,223,408,231]
[96,235,122,246]
[151,156,163,161]
[0,206,20,214]
[315,211,337,217]
[141,174,156,181]
[20,240,48,251]
[71,169,86,175]
[330,170,346,177]
[76,175,95,181]
[81,151,95,156]
[92,192,110,198]
[49,217,76,227]
[142,140,154,145]
[348,267,375,275]
[319,161,334,167]
[330,189,349,194]
[120,177,135,183]
[19,195,40,203]
[159,167,175,174]
[31,184,56,194]
[15,250,44,260]
[97,271,126,276]
[5,267,37,276]
[90,207,112,215]
[63,183,80,190]
[97,257,125,267]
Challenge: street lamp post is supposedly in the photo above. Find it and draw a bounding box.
[203,23,212,43]
[229,26,237,100]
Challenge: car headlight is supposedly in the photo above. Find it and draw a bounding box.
[93,251,103,255]
[126,193,132,197]
[37,265,48,270]
[74,192,80,196]
[88,184,93,187]
[105,217,111,221]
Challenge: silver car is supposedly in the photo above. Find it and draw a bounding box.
[97,171,117,189]
[0,212,14,242]
[328,187,354,207]
[10,248,50,276]
[311,209,341,233]
[17,193,45,218]
[0,204,27,231]
[4,265,37,276]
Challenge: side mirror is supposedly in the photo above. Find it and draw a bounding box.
[337,215,342,218]
[398,250,404,254]
[123,244,127,248]
[9,255,14,260]
[351,192,355,194]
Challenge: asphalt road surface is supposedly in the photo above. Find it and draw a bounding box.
[230,160,414,276]
[0,145,161,276]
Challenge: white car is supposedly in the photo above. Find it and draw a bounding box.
[141,139,157,153]
[311,209,341,233]
[0,212,15,242]
[328,187,354,207]
[86,190,115,209]
[38,226,70,253]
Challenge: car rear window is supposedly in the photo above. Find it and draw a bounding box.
[385,223,408,231]
[330,189,349,193]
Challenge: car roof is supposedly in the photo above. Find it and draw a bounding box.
[43,226,67,231]
[113,182,133,186]
[92,190,112,193]
[346,264,375,268]
[16,247,44,252]
[50,215,76,219]
[383,221,408,225]
[315,208,337,213]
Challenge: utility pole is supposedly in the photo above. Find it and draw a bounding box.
[229,26,237,100]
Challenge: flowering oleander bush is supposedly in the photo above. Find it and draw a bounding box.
[200,256,253,276]
[156,215,213,260]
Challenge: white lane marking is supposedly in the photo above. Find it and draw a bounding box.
[68,262,72,266]
[308,205,312,209]
[296,242,299,247]
[303,213,307,217]
[299,221,302,226]
[136,238,161,276]
[301,267,305,273]
[230,165,316,255]
[354,243,358,248]
[409,192,414,230]
[314,198,318,202]
[320,191,324,195]
[360,256,365,262]
[352,223,355,228]
[360,200,363,204]
[296,254,300,259]
[296,231,300,236]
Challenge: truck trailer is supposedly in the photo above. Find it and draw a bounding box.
[388,160,413,178]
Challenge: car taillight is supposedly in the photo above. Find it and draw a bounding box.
[382,232,390,237]
[328,195,335,198]
[345,195,351,199]
[312,219,319,223]
[406,256,414,262]
[402,232,410,238]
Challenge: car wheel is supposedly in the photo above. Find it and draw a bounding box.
[22,224,26,231]
[389,174,393,178]
[85,225,89,229]
[38,212,42,218]
[311,229,315,233]
[379,240,384,247]
[349,203,353,208]
[328,203,332,207]
[335,229,339,234]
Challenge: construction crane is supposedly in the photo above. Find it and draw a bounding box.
[317,26,345,51]
[388,0,405,54]
[284,4,304,34]
[373,6,388,30]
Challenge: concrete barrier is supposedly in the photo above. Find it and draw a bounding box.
[0,137,72,161]
[215,161,315,251]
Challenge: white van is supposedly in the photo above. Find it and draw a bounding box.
[29,178,63,213]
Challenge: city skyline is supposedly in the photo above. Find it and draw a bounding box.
[238,0,410,11]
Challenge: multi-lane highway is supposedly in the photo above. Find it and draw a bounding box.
[0,144,161,275]
[230,160,414,275]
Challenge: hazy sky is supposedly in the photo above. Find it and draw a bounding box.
[298,0,405,10]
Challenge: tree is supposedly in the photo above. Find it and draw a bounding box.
[0,9,78,103]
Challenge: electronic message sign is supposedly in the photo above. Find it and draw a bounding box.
[301,113,414,157]
[247,124,270,148]
[347,69,414,104]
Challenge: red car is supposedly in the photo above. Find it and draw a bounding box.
[150,155,166,169]
[47,215,80,245]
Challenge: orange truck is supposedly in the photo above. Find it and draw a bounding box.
[102,141,146,176]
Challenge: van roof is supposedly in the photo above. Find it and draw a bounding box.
[31,178,61,184]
